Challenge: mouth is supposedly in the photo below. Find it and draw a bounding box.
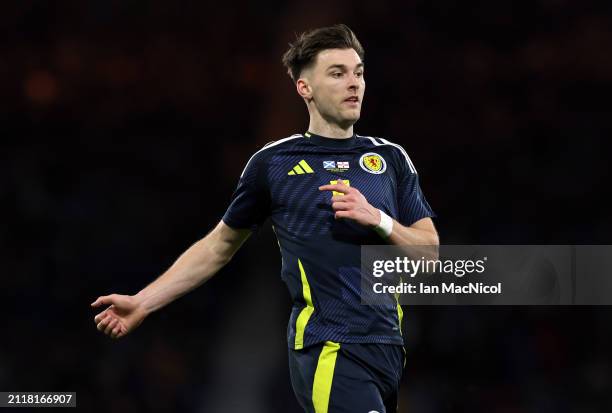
[343,96,360,106]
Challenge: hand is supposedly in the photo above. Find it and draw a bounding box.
[319,182,381,227]
[91,294,147,339]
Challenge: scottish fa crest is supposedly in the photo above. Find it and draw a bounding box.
[359,152,386,174]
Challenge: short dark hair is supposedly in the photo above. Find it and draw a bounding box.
[282,24,364,82]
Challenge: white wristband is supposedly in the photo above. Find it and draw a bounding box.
[374,209,393,238]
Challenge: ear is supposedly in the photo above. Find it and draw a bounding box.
[296,78,312,101]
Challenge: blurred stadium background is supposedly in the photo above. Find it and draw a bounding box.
[2,0,612,411]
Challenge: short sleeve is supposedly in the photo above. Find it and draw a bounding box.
[222,151,271,231]
[394,149,436,226]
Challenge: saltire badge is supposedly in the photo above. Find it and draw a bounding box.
[359,152,386,174]
[323,161,336,169]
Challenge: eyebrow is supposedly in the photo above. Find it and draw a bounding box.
[326,63,365,71]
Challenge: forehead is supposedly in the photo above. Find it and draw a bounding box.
[312,48,363,70]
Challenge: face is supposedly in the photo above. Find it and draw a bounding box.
[298,48,365,128]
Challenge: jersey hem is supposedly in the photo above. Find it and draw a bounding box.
[289,336,405,350]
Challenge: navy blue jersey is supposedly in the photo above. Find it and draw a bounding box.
[223,132,435,349]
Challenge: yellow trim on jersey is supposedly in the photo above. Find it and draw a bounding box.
[396,277,404,335]
[294,259,314,350]
[312,341,340,413]
[396,301,404,334]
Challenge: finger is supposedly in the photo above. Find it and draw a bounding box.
[318,184,337,191]
[319,184,350,194]
[336,182,352,193]
[110,324,122,339]
[115,324,128,339]
[96,314,111,332]
[94,310,108,324]
[94,303,117,322]
[333,181,350,190]
[96,314,111,331]
[335,210,354,219]
[332,195,354,202]
[332,201,351,211]
[104,318,118,335]
[91,296,106,307]
[91,295,116,308]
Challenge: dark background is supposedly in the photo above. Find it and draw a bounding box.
[2,0,612,412]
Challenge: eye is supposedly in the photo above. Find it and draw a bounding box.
[331,72,342,78]
[355,71,364,78]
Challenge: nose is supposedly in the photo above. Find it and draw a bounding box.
[347,73,360,91]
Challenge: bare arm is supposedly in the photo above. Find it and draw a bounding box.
[386,216,438,246]
[92,220,250,339]
[132,220,250,313]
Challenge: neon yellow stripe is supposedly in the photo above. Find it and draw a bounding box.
[294,165,305,174]
[396,301,403,335]
[312,341,340,413]
[396,277,404,335]
[299,160,314,173]
[294,259,314,349]
[288,170,296,175]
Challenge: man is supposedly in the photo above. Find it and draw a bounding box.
[92,24,438,412]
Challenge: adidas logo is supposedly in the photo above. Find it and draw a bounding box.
[288,160,314,175]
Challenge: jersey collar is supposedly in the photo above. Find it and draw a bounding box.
[304,131,357,148]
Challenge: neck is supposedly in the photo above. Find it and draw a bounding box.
[307,111,354,139]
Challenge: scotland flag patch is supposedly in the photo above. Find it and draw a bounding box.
[323,161,336,169]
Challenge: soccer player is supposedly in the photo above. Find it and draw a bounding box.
[92,24,438,412]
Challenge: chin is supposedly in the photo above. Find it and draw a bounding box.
[338,117,359,129]
[341,109,361,121]
[345,113,361,124]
